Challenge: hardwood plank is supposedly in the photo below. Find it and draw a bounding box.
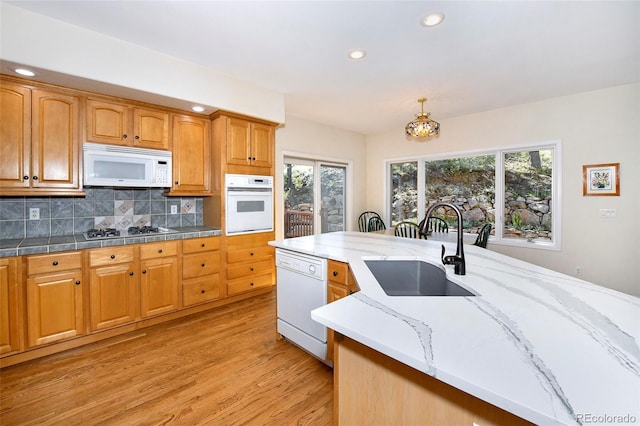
[0,290,333,425]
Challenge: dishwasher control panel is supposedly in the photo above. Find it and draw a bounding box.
[276,249,326,280]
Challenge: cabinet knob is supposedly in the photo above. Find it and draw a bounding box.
[75,280,81,285]
[175,181,179,185]
[52,261,59,266]
[123,134,128,139]
[201,243,205,247]
[110,254,116,259]
[134,135,140,140]
[250,252,254,256]
[23,176,29,180]
[142,270,147,274]
[333,271,338,277]
[158,249,163,253]
[201,263,205,267]
[252,157,256,161]
[250,267,254,271]
[201,289,205,294]
[247,156,251,160]
[250,282,254,286]
[32,176,38,181]
[129,272,134,276]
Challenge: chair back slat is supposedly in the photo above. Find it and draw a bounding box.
[473,223,492,248]
[358,211,382,232]
[367,216,387,232]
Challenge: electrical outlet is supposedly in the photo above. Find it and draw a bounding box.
[599,208,617,218]
[576,266,583,276]
[170,205,178,215]
[29,207,40,220]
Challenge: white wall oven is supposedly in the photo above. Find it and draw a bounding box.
[225,174,274,235]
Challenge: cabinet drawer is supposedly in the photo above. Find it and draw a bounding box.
[140,241,178,260]
[27,252,82,275]
[227,273,273,296]
[183,274,222,307]
[183,252,220,279]
[183,236,220,254]
[226,257,273,280]
[226,245,273,264]
[328,260,349,286]
[88,246,136,267]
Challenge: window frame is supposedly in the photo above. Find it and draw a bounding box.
[384,140,562,251]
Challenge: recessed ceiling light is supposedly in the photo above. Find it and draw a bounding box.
[348,50,367,60]
[191,106,205,113]
[421,13,445,27]
[15,68,36,77]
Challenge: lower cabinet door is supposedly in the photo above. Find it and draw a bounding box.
[89,264,138,330]
[26,271,83,347]
[140,257,179,318]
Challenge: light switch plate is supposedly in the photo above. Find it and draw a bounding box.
[599,208,617,218]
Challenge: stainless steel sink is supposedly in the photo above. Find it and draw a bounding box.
[364,260,476,296]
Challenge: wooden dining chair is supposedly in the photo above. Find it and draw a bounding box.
[358,211,382,232]
[418,216,449,235]
[473,223,492,248]
[367,216,387,232]
[394,221,425,239]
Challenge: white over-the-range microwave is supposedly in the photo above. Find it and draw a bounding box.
[83,142,172,187]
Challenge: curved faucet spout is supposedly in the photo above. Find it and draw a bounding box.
[419,202,466,275]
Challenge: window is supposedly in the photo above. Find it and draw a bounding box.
[284,157,347,238]
[386,141,560,249]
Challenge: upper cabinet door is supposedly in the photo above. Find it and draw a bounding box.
[86,99,130,146]
[226,118,251,166]
[30,89,81,190]
[133,107,170,150]
[0,82,31,189]
[171,114,211,195]
[250,122,274,168]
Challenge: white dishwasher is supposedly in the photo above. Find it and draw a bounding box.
[276,249,329,364]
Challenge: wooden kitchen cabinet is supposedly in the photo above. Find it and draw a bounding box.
[170,114,212,195]
[25,252,84,347]
[140,241,179,318]
[86,98,170,150]
[326,259,358,362]
[88,246,138,331]
[0,257,23,355]
[182,236,222,307]
[0,79,82,195]
[225,232,274,296]
[226,117,273,169]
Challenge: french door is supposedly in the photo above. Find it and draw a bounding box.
[283,157,347,238]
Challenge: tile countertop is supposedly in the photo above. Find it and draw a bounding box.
[269,232,640,426]
[0,226,222,258]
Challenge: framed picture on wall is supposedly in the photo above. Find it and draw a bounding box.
[582,163,620,196]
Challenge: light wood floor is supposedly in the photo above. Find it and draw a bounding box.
[0,290,334,425]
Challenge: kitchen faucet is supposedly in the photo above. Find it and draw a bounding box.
[419,202,466,275]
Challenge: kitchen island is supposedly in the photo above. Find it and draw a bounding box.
[269,232,639,426]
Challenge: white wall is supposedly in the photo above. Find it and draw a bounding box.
[366,84,640,296]
[0,3,285,123]
[274,115,367,237]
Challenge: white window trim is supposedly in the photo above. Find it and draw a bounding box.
[384,140,562,251]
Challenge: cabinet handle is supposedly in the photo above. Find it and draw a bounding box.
[23,175,29,180]
[110,254,116,259]
[75,280,81,285]
[129,272,134,276]
[134,135,140,140]
[158,249,163,253]
[123,134,128,139]
[52,261,59,266]
[32,176,38,181]
[142,270,147,274]
[333,271,338,277]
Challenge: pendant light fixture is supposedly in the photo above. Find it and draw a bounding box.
[405,98,440,138]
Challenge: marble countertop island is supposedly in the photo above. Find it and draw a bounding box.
[269,232,639,426]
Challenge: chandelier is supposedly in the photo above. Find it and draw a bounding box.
[405,98,440,138]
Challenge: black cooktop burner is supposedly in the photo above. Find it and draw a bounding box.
[87,228,120,238]
[127,226,159,235]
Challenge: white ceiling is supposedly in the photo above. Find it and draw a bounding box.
[5,1,640,136]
